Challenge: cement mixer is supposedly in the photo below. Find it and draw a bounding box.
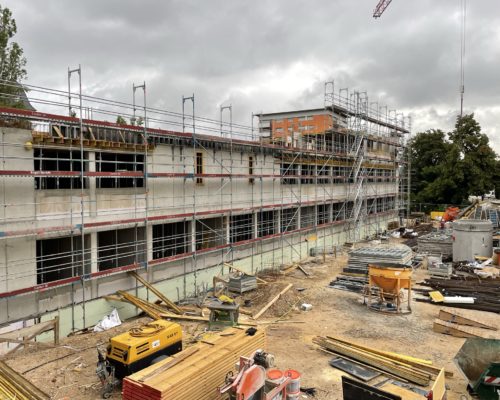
[454,338,500,399]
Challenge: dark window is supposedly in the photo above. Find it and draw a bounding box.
[281,163,298,185]
[34,149,87,190]
[317,204,330,225]
[280,208,298,233]
[153,221,190,259]
[96,152,144,188]
[36,235,90,284]
[258,210,276,237]
[301,164,315,184]
[318,165,331,184]
[300,206,315,228]
[196,217,225,250]
[98,227,145,271]
[196,152,203,184]
[230,213,253,243]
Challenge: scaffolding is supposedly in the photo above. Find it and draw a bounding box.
[0,76,409,331]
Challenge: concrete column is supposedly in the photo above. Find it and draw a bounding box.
[253,212,258,239]
[191,219,196,252]
[90,231,98,298]
[88,152,97,217]
[146,224,153,264]
[90,232,98,274]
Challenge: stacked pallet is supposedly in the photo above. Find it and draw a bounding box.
[0,361,50,400]
[314,336,451,386]
[123,327,266,400]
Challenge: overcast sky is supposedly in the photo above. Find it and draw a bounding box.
[4,0,500,152]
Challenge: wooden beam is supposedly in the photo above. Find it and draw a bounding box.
[438,309,497,330]
[224,263,268,284]
[433,319,485,338]
[128,271,183,314]
[139,347,199,382]
[253,283,293,319]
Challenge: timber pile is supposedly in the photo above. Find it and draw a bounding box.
[314,336,451,386]
[0,360,50,400]
[421,277,500,313]
[122,327,266,400]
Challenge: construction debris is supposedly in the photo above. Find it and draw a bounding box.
[122,327,266,400]
[421,277,500,313]
[0,360,50,400]
[253,283,293,319]
[433,319,487,338]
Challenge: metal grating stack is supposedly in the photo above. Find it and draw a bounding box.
[417,230,453,258]
[227,275,257,294]
[343,246,413,274]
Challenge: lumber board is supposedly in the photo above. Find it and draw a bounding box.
[253,283,293,319]
[433,319,486,338]
[314,337,431,386]
[129,271,183,314]
[325,335,453,378]
[123,328,266,400]
[139,347,199,382]
[438,309,497,330]
[0,361,50,400]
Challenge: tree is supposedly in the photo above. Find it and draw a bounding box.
[0,5,28,109]
[130,116,143,126]
[449,114,497,197]
[409,114,499,208]
[116,115,127,125]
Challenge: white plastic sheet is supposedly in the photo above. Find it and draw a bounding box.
[93,308,122,332]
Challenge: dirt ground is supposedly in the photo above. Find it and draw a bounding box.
[4,244,500,400]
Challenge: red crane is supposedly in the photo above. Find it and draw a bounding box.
[373,0,393,18]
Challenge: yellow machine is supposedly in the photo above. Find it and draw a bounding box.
[97,319,182,397]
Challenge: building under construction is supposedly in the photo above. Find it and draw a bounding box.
[0,80,409,336]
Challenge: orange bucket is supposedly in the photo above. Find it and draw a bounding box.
[267,369,284,385]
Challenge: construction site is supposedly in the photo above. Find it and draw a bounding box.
[1,1,500,400]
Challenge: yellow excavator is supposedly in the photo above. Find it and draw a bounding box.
[96,320,182,398]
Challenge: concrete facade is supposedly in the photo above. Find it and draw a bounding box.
[0,121,400,335]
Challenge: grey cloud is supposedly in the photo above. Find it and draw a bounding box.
[3,0,500,152]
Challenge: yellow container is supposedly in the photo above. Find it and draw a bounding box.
[368,264,412,293]
[430,211,445,220]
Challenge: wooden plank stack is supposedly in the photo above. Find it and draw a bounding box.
[0,360,50,400]
[122,327,266,400]
[314,336,451,386]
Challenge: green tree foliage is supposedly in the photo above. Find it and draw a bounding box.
[116,115,127,125]
[409,114,499,206]
[0,5,28,108]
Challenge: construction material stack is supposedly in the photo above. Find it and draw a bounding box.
[122,327,266,400]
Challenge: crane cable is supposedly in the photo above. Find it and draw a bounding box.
[459,0,466,117]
